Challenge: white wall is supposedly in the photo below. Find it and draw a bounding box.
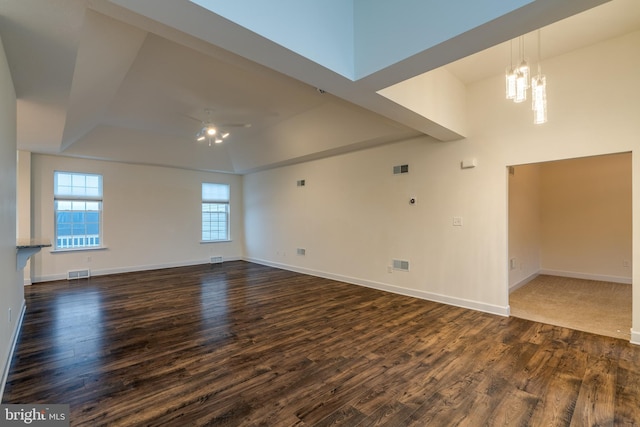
[508,163,541,289]
[0,37,24,398]
[17,150,31,285]
[244,31,640,341]
[539,153,632,282]
[377,67,468,138]
[31,155,244,281]
[245,136,512,315]
[508,153,632,289]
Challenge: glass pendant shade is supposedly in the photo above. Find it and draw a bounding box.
[514,69,527,103]
[532,74,547,124]
[517,60,530,89]
[505,67,516,99]
[514,58,530,103]
[533,105,547,124]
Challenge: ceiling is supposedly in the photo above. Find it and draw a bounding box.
[1,0,639,174]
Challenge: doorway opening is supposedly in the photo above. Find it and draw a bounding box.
[507,152,632,340]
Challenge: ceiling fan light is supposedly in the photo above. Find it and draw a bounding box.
[193,109,242,146]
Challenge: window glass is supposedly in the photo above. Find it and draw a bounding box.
[54,171,103,250]
[202,183,230,241]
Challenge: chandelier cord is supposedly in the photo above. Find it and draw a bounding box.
[537,30,542,74]
[510,39,513,68]
[520,36,524,63]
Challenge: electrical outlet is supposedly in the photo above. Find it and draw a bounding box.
[8,308,11,323]
[510,258,517,270]
[453,216,463,226]
[623,260,631,268]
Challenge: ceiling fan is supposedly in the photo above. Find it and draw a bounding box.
[192,108,251,146]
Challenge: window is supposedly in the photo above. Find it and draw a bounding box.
[202,183,230,242]
[54,171,103,250]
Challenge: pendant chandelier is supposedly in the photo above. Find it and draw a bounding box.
[505,30,547,124]
[531,30,547,124]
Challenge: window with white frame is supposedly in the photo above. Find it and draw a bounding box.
[202,183,230,242]
[54,171,103,250]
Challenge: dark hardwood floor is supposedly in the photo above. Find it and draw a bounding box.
[3,261,640,426]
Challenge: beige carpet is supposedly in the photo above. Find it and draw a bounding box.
[510,274,632,340]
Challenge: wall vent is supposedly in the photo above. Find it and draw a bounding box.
[296,248,306,256]
[393,164,409,175]
[67,269,90,280]
[392,259,410,271]
[210,256,223,264]
[297,179,306,187]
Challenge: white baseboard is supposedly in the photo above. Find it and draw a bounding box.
[32,256,244,283]
[539,269,632,284]
[244,257,510,317]
[1,299,26,400]
[509,272,539,293]
[26,258,635,344]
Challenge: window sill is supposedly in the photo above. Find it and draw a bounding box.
[200,240,232,244]
[50,246,108,253]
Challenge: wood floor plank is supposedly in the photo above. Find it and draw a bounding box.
[615,367,640,425]
[570,355,617,426]
[2,261,640,426]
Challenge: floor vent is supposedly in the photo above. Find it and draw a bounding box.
[392,259,410,271]
[67,269,90,280]
[210,256,223,264]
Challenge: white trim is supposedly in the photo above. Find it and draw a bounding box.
[509,272,539,292]
[32,256,244,283]
[23,278,32,286]
[631,329,640,346]
[50,246,108,254]
[244,257,510,317]
[539,269,632,284]
[1,300,26,399]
